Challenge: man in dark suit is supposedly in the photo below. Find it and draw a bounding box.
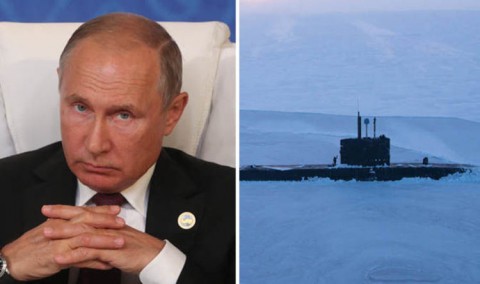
[0,13,234,284]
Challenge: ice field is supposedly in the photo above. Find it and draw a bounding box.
[241,174,480,283]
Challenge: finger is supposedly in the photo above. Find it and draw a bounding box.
[43,223,93,239]
[55,248,115,266]
[68,233,125,250]
[71,211,125,228]
[84,205,121,215]
[42,205,120,219]
[54,253,113,270]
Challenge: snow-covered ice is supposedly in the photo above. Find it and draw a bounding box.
[241,172,480,283]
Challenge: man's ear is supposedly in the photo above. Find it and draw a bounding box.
[164,92,188,136]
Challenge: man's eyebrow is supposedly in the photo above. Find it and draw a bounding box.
[108,104,137,113]
[64,93,90,105]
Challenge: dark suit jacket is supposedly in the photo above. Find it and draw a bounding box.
[0,142,235,284]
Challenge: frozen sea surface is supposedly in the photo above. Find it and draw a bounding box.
[240,170,480,283]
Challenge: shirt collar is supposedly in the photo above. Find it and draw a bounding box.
[76,164,156,217]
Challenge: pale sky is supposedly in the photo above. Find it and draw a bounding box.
[241,0,480,14]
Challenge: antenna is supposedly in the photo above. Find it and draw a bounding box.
[357,112,362,139]
[374,117,376,138]
[364,118,370,138]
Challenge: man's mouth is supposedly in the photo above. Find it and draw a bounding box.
[80,162,117,174]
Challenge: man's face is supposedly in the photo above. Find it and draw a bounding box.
[59,38,184,193]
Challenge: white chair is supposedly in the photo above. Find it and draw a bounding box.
[0,21,235,167]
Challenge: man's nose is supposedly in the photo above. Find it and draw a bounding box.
[85,118,112,156]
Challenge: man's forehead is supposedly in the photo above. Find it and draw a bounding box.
[61,39,161,81]
[61,36,159,76]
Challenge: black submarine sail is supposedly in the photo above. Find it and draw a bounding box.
[240,113,471,181]
[340,112,390,166]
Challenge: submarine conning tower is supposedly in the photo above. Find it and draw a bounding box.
[340,112,390,166]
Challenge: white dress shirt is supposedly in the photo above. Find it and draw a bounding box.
[68,164,186,284]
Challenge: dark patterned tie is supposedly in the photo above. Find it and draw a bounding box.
[76,193,126,284]
[91,192,127,206]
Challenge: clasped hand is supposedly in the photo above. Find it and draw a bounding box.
[1,205,165,281]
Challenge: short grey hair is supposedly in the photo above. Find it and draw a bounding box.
[59,12,182,107]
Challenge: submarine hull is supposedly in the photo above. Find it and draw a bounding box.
[240,163,472,181]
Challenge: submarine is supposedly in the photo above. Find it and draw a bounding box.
[240,113,472,181]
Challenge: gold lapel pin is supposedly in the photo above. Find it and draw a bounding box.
[178,212,196,230]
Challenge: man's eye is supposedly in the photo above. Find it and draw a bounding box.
[118,112,131,120]
[74,104,87,112]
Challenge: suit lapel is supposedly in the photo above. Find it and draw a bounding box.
[22,147,77,231]
[145,149,205,253]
